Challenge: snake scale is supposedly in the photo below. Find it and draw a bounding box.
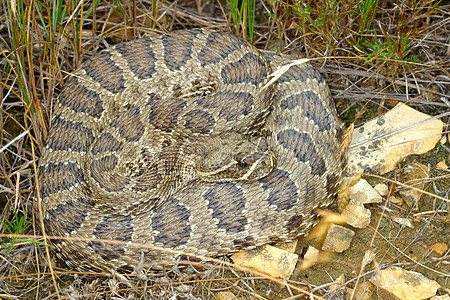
[35,29,348,272]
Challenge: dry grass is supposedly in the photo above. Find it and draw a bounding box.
[1,0,449,298]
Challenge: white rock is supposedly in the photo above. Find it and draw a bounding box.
[350,179,382,204]
[348,103,444,174]
[341,200,371,228]
[374,183,389,196]
[372,266,441,300]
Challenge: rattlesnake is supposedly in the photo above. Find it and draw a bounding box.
[35,28,348,272]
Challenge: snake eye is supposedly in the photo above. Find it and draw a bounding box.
[237,160,248,168]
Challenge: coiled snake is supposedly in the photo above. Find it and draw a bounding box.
[35,29,348,272]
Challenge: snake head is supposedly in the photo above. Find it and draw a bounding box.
[196,132,276,182]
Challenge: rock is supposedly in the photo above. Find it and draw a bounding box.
[348,103,443,174]
[177,284,193,294]
[304,246,320,261]
[374,183,389,196]
[276,240,298,253]
[389,195,403,205]
[431,295,450,300]
[391,216,413,228]
[436,160,448,170]
[338,175,361,213]
[350,179,383,204]
[372,266,441,300]
[216,291,237,300]
[341,199,371,228]
[430,243,448,256]
[330,273,346,286]
[399,162,429,207]
[342,175,363,187]
[322,224,355,253]
[328,274,347,299]
[347,282,376,300]
[231,244,298,279]
[307,211,348,244]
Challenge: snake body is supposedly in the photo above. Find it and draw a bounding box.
[36,29,347,272]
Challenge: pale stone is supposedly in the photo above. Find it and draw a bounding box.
[341,200,371,228]
[330,273,346,287]
[350,179,383,204]
[389,195,403,205]
[322,224,354,253]
[342,175,362,187]
[347,282,376,300]
[374,183,389,196]
[348,103,443,174]
[307,211,348,244]
[431,295,450,300]
[276,240,298,253]
[328,274,347,299]
[303,246,319,261]
[231,244,298,279]
[436,160,448,170]
[372,266,441,300]
[216,291,237,300]
[391,216,413,228]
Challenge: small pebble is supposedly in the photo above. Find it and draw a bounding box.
[430,243,448,256]
[436,160,448,170]
[341,200,371,228]
[374,183,389,196]
[304,246,319,261]
[216,291,237,300]
[350,179,382,204]
[391,216,413,228]
[389,195,403,205]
